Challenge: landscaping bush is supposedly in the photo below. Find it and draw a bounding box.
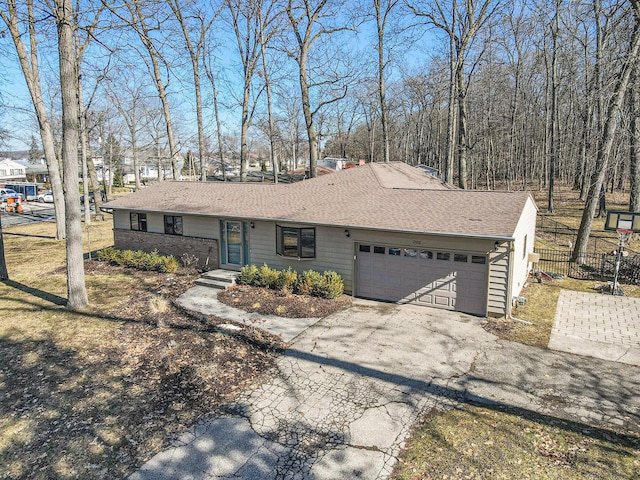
[97,247,178,273]
[318,271,344,299]
[296,269,323,296]
[236,264,343,299]
[279,268,298,294]
[258,264,281,289]
[237,264,260,285]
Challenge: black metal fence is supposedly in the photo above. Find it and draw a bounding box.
[535,248,640,284]
[537,215,638,255]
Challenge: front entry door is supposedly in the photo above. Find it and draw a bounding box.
[221,220,249,269]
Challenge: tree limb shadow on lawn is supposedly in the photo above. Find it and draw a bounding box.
[1,231,57,239]
[2,279,67,305]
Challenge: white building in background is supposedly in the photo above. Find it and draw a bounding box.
[0,158,27,183]
[318,157,347,171]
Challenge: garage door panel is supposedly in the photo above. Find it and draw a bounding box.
[356,244,487,315]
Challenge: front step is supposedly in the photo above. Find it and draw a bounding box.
[195,269,237,290]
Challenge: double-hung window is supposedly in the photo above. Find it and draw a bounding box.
[130,213,148,232]
[276,225,315,258]
[164,215,183,235]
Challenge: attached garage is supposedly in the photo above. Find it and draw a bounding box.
[355,244,488,315]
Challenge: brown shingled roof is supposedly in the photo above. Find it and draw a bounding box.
[105,162,534,239]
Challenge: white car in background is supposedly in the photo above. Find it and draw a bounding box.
[0,188,23,202]
[36,191,54,203]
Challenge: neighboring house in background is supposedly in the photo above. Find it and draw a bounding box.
[104,162,538,317]
[24,163,49,184]
[0,158,27,183]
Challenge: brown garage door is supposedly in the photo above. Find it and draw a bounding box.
[355,244,488,315]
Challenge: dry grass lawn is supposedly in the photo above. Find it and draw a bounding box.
[0,217,279,479]
[393,405,640,480]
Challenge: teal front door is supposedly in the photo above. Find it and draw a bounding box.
[221,220,249,268]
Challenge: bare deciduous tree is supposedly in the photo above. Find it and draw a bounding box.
[1,0,66,239]
[572,0,640,262]
[285,0,353,178]
[112,0,181,180]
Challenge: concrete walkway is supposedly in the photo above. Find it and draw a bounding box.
[131,296,640,480]
[177,285,322,343]
[549,290,640,366]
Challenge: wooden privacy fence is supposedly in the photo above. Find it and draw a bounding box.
[535,248,640,285]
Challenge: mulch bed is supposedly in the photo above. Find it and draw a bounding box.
[217,284,353,318]
[2,263,351,479]
[1,262,282,480]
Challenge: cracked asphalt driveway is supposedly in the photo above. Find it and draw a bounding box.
[131,301,640,479]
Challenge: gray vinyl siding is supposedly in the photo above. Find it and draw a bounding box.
[487,244,510,315]
[114,210,220,240]
[146,213,166,234]
[113,210,131,230]
[249,221,354,292]
[510,196,538,298]
[183,215,220,239]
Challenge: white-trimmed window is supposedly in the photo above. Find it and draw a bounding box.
[276,225,315,258]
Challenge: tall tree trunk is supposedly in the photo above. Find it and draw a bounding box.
[0,215,8,280]
[120,1,180,180]
[548,0,560,213]
[457,65,467,189]
[572,3,640,262]
[375,0,393,163]
[203,58,227,181]
[240,78,251,182]
[445,28,457,182]
[56,0,88,309]
[630,64,640,211]
[165,1,209,183]
[260,25,278,183]
[131,120,141,189]
[298,50,318,178]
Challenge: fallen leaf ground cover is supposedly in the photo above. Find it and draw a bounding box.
[0,219,280,479]
[218,284,352,318]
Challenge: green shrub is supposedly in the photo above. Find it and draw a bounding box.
[160,256,179,273]
[237,264,343,299]
[96,247,178,273]
[237,264,260,285]
[296,269,323,296]
[279,268,298,294]
[97,247,118,264]
[317,271,344,299]
[258,264,280,289]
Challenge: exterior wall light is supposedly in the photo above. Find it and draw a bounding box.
[344,229,350,237]
[494,241,500,252]
[250,221,255,229]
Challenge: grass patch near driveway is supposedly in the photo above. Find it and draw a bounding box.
[483,277,640,348]
[393,405,640,480]
[0,219,278,479]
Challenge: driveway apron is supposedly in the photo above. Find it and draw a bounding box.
[131,302,640,480]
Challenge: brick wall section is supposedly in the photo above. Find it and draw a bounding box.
[114,229,219,269]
